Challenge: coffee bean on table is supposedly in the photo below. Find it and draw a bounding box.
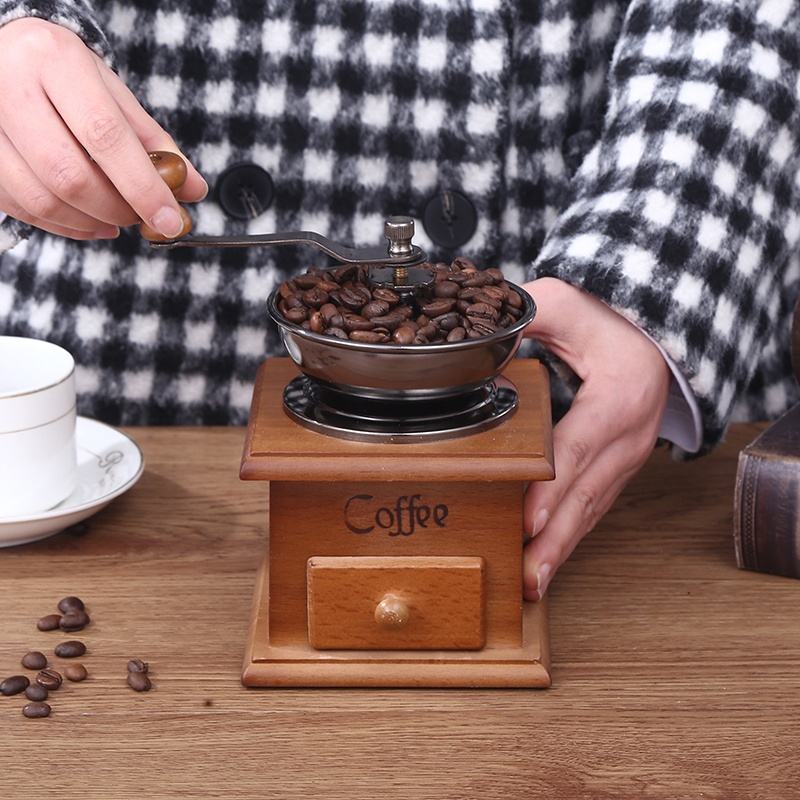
[36,669,62,690]
[37,614,61,631]
[21,651,47,670]
[55,640,86,658]
[127,658,149,674]
[0,675,30,696]
[59,610,90,632]
[57,596,85,613]
[22,702,51,718]
[25,684,48,702]
[64,664,88,682]
[127,671,152,692]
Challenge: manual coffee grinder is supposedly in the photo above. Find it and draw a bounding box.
[156,206,555,688]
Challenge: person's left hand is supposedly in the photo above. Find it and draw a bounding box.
[521,277,671,601]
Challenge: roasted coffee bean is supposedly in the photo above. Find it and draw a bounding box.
[316,280,339,293]
[361,300,390,319]
[420,298,455,317]
[21,652,47,670]
[452,256,476,271]
[64,664,88,682]
[466,302,499,323]
[485,268,504,284]
[308,311,325,333]
[467,327,484,339]
[505,289,522,309]
[342,313,375,333]
[457,287,482,301]
[0,675,30,695]
[446,326,467,342]
[319,302,338,322]
[470,320,499,336]
[294,273,321,289]
[338,287,365,311]
[55,641,86,659]
[474,290,503,310]
[416,314,430,327]
[463,272,490,288]
[301,287,329,308]
[37,614,61,631]
[456,299,472,315]
[127,671,152,692]
[283,293,304,309]
[284,307,307,324]
[324,327,348,340]
[36,669,62,690]
[22,702,51,718]
[25,684,48,701]
[349,330,388,343]
[480,285,507,303]
[392,326,416,345]
[413,333,429,344]
[368,313,405,331]
[127,658,149,673]
[59,610,90,632]
[372,288,400,306]
[419,323,438,339]
[278,281,296,299]
[498,313,515,328]
[57,596,85,613]
[433,312,461,332]
[433,281,459,298]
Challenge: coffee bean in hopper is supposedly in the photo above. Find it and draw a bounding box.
[36,669,62,690]
[64,664,87,682]
[21,651,47,670]
[0,675,30,696]
[59,610,90,632]
[57,596,85,613]
[25,684,48,702]
[22,702,51,719]
[36,614,61,631]
[127,671,152,692]
[55,640,86,658]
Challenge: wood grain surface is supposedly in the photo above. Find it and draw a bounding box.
[1,424,799,799]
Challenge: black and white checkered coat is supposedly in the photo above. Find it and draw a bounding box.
[0,0,798,454]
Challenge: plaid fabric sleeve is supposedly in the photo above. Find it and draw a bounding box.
[0,1,113,248]
[530,0,800,455]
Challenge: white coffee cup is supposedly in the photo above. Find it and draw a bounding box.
[0,337,78,517]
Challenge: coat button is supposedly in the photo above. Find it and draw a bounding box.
[215,163,275,220]
[422,190,478,249]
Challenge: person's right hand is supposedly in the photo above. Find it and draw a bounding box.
[0,17,207,240]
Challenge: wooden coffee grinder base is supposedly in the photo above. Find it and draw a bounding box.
[240,358,555,688]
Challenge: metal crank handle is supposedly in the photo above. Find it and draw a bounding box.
[149,230,426,266]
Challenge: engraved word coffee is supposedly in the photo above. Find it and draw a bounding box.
[344,493,449,536]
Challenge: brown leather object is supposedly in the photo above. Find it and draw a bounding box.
[734,403,800,579]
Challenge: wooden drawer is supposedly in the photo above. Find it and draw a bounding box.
[307,556,486,650]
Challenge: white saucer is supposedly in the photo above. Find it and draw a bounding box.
[0,416,144,547]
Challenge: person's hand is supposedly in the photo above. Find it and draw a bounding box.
[0,18,206,240]
[521,277,670,600]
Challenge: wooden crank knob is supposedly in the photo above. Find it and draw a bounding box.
[148,150,188,191]
[374,595,410,629]
[139,150,193,242]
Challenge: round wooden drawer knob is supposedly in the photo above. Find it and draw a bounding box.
[374,595,410,629]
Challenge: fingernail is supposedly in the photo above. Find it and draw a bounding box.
[151,206,183,238]
[96,226,120,239]
[198,178,209,201]
[536,563,552,598]
[531,508,549,536]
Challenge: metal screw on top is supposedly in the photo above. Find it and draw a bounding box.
[384,216,415,287]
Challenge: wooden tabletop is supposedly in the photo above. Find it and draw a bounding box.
[0,423,798,799]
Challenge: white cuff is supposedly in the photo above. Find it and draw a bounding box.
[647,337,703,453]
